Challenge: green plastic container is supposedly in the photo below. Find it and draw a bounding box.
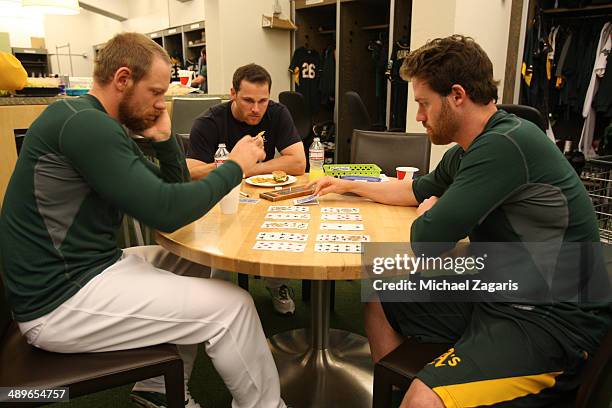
[323,164,382,178]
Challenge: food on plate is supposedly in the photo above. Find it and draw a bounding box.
[272,170,288,183]
[249,176,276,184]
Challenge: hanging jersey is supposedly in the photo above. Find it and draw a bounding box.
[390,41,410,130]
[289,47,322,116]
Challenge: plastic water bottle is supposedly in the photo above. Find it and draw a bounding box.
[214,143,229,168]
[309,137,325,181]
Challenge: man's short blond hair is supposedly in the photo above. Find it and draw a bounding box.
[93,32,171,85]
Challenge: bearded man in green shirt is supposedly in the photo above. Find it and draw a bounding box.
[310,35,611,408]
[0,32,287,408]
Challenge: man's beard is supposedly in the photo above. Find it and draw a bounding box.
[428,98,459,145]
[118,87,158,133]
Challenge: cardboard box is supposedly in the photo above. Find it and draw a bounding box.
[31,37,46,49]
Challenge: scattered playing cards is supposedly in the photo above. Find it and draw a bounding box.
[265,213,311,220]
[316,234,370,242]
[320,223,364,231]
[256,232,308,242]
[321,207,360,214]
[315,243,362,253]
[253,241,306,252]
[261,221,309,230]
[268,205,310,213]
[321,214,363,221]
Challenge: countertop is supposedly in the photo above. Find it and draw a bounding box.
[0,93,229,106]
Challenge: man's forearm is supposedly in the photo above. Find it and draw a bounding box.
[186,158,217,180]
[247,155,306,176]
[348,179,418,206]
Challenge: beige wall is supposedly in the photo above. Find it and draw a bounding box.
[122,0,205,32]
[0,1,45,48]
[169,0,205,27]
[408,0,512,169]
[44,9,123,77]
[204,0,292,101]
[123,0,170,33]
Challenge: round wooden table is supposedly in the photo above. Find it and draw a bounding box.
[156,175,417,408]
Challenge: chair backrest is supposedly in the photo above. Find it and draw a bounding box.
[0,273,11,340]
[279,91,311,141]
[336,91,373,163]
[171,97,222,156]
[351,130,431,177]
[497,104,547,132]
[345,91,372,133]
[575,327,612,408]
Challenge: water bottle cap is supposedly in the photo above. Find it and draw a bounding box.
[313,137,320,142]
[218,143,226,148]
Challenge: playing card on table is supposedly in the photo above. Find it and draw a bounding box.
[256,232,308,242]
[268,205,310,213]
[320,223,364,231]
[321,207,360,214]
[240,197,260,204]
[253,241,306,252]
[261,221,308,230]
[265,213,311,220]
[315,243,362,253]
[316,234,371,242]
[321,214,363,221]
[293,194,319,205]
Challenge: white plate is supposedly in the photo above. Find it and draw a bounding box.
[245,174,297,187]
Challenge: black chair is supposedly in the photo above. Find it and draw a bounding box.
[279,91,312,141]
[497,103,547,132]
[345,91,374,134]
[0,276,185,407]
[171,97,223,156]
[351,130,431,177]
[373,329,612,408]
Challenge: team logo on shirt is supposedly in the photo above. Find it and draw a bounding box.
[429,347,462,368]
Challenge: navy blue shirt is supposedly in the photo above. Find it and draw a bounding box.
[189,100,300,163]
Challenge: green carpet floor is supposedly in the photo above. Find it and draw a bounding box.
[43,277,366,408]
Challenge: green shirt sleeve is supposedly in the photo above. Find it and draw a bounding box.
[59,109,241,232]
[134,136,191,182]
[411,135,528,243]
[412,144,462,203]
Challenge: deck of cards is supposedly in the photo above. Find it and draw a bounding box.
[315,243,362,253]
[253,241,306,252]
[268,205,310,212]
[257,232,308,242]
[321,207,360,214]
[321,214,363,221]
[320,223,365,231]
[316,233,370,242]
[261,221,309,230]
[294,194,319,206]
[265,213,311,220]
[254,204,367,252]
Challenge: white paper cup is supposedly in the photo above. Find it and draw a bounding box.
[396,166,419,180]
[220,185,240,214]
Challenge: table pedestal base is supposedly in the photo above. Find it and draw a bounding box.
[269,328,373,408]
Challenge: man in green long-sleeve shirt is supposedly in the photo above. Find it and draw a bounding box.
[310,35,611,408]
[0,33,287,408]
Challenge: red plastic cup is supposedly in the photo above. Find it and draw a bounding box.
[179,76,189,85]
[396,166,419,180]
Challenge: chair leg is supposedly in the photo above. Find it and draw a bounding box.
[330,280,335,312]
[238,273,249,291]
[164,359,185,408]
[372,365,394,408]
[302,279,311,301]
